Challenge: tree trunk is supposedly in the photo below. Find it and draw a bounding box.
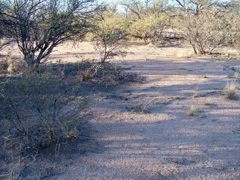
[24,54,39,71]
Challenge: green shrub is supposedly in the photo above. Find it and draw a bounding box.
[175,0,233,54]
[177,10,231,54]
[122,0,169,44]
[129,13,168,44]
[91,8,129,62]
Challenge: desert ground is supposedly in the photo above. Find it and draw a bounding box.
[1,41,240,179]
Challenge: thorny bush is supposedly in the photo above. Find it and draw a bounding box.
[0,60,142,153]
[0,67,86,152]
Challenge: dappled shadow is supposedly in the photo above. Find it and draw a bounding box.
[75,56,240,179]
[4,53,239,179]
[0,60,144,179]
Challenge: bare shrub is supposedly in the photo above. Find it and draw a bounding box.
[78,61,142,86]
[0,0,98,69]
[0,69,85,151]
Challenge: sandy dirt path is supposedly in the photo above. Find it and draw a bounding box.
[43,42,240,180]
[4,42,240,179]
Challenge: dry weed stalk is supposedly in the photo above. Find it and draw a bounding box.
[204,98,213,106]
[234,71,239,80]
[187,106,195,116]
[225,81,239,100]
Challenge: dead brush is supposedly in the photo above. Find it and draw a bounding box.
[0,70,86,152]
[187,106,196,116]
[187,106,204,117]
[225,81,239,100]
[80,68,94,81]
[234,71,239,80]
[4,52,26,73]
[0,58,8,71]
[204,98,213,106]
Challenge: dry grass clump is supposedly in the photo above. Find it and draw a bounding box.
[192,94,199,98]
[228,71,239,80]
[225,81,239,100]
[234,71,239,80]
[0,53,26,74]
[126,104,149,114]
[187,106,195,116]
[187,106,205,117]
[0,58,8,71]
[52,60,142,88]
[204,98,213,106]
[192,88,199,98]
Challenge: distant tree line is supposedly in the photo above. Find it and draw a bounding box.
[0,0,240,69]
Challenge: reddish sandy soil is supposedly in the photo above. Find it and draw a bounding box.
[1,41,240,180]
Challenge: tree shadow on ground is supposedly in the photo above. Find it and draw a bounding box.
[74,57,240,179]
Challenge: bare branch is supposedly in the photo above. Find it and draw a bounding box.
[0,0,98,69]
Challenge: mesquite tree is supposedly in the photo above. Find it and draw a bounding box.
[91,7,128,63]
[175,0,232,54]
[122,0,169,44]
[0,0,97,69]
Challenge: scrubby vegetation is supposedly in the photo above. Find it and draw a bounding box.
[225,80,239,100]
[0,60,138,149]
[0,59,142,179]
[0,0,98,69]
[121,0,169,44]
[174,0,232,54]
[0,0,240,179]
[90,7,129,62]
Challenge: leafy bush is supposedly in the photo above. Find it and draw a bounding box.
[175,0,233,54]
[91,8,129,62]
[177,10,231,54]
[230,10,240,52]
[122,0,169,44]
[129,13,168,44]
